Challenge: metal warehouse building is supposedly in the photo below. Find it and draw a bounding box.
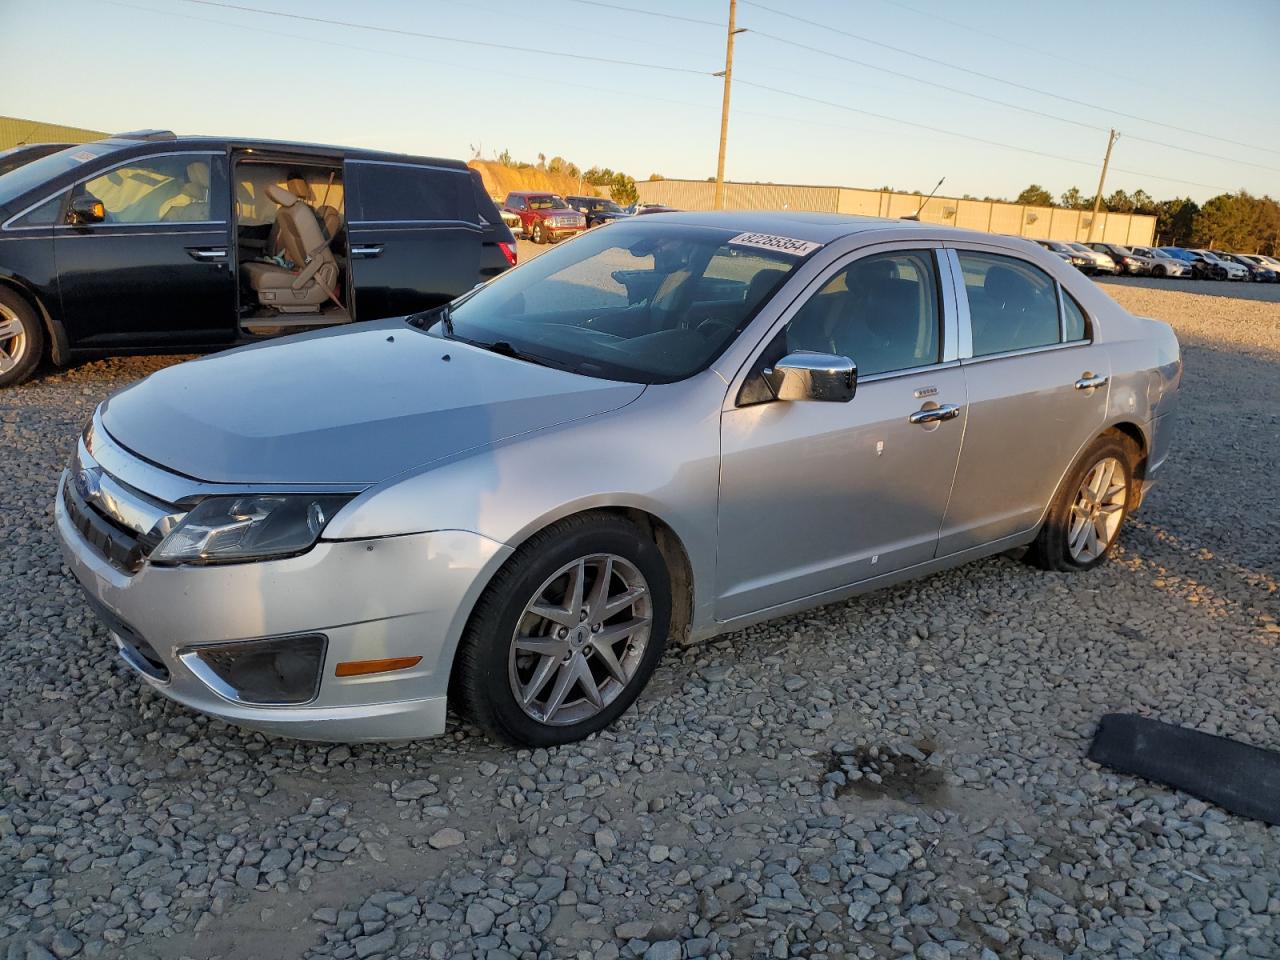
[0,116,107,151]
[636,179,1157,246]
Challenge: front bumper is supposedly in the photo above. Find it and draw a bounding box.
[56,473,511,741]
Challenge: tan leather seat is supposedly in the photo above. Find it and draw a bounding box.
[242,184,339,313]
[161,162,211,221]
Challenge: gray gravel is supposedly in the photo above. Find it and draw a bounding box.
[2,284,1278,960]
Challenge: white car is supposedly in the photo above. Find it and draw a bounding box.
[1192,249,1248,281]
[1129,247,1191,279]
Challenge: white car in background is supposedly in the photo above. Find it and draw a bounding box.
[1066,243,1119,275]
[1129,247,1192,279]
[1192,249,1248,281]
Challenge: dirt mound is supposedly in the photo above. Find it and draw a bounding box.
[469,160,600,201]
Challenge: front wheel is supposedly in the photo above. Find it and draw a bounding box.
[0,288,44,389]
[1152,265,1166,278]
[1026,436,1135,572]
[453,513,671,746]
[531,221,545,244]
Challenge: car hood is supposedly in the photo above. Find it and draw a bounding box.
[100,319,645,486]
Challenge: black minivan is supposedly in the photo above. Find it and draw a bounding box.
[0,131,516,387]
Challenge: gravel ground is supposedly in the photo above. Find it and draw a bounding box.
[1098,275,1280,304]
[1,284,1278,960]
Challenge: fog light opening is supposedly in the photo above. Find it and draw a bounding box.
[182,634,327,705]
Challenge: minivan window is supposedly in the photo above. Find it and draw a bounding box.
[958,251,1061,356]
[352,163,477,223]
[0,142,118,209]
[430,221,804,384]
[785,250,941,376]
[77,155,216,224]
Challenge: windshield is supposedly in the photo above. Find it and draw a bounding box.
[426,221,807,383]
[591,199,622,213]
[1068,243,1092,253]
[527,195,568,210]
[0,142,117,208]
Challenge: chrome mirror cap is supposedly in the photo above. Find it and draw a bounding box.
[766,352,857,403]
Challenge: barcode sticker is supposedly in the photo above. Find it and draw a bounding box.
[728,232,822,257]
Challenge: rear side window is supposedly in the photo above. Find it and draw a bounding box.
[351,163,478,223]
[786,250,941,376]
[957,251,1061,356]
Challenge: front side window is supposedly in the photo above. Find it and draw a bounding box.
[77,155,217,224]
[784,250,941,377]
[428,221,805,383]
[958,251,1061,356]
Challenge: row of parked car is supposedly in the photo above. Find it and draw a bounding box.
[496,192,675,243]
[1035,237,1279,282]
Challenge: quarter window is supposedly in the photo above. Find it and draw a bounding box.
[1062,288,1089,342]
[77,155,219,224]
[784,250,941,377]
[957,251,1061,356]
[11,192,65,227]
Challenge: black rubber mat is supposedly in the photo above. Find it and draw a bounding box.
[1089,713,1280,826]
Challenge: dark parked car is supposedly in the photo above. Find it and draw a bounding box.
[1156,247,1217,279]
[1216,251,1276,282]
[1085,242,1151,276]
[566,195,629,228]
[0,131,514,387]
[0,143,73,178]
[502,192,586,243]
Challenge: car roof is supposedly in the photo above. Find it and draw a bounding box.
[94,134,470,170]
[630,210,1046,246]
[509,190,557,197]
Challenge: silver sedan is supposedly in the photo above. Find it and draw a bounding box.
[56,214,1182,745]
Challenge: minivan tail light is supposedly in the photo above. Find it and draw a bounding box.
[498,241,517,267]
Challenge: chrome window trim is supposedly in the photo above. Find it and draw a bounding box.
[960,339,1092,366]
[943,249,973,359]
[2,150,226,231]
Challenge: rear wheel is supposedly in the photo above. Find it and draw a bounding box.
[0,288,44,389]
[1026,435,1135,572]
[453,513,670,746]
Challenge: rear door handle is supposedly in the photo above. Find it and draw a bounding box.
[350,244,384,258]
[186,246,226,262]
[908,403,962,425]
[1074,373,1108,390]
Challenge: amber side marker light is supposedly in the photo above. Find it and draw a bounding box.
[334,656,422,677]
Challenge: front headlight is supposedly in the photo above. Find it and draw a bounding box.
[151,494,354,566]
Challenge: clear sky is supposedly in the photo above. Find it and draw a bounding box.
[3,0,1278,204]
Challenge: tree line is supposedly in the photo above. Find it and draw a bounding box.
[494,149,639,206]
[1012,184,1279,254]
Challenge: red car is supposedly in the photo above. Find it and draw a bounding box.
[502,192,587,244]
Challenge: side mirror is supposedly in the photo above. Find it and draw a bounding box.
[765,351,857,403]
[68,196,105,225]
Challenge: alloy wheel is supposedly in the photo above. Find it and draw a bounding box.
[1067,456,1127,563]
[0,303,27,375]
[508,553,652,726]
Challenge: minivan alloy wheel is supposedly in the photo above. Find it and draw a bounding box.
[0,303,28,375]
[1068,456,1127,562]
[508,553,652,726]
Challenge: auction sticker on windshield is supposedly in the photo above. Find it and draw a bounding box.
[729,233,823,257]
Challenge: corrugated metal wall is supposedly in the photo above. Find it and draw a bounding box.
[0,116,107,150]
[637,179,1156,246]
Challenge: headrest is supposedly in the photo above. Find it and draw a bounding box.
[186,162,210,189]
[287,177,313,200]
[265,183,299,207]
[747,268,786,303]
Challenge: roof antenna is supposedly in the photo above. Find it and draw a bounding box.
[902,176,945,221]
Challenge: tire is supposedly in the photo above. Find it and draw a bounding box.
[1026,435,1136,572]
[452,512,671,746]
[1152,265,1166,278]
[0,287,44,389]
[531,221,545,244]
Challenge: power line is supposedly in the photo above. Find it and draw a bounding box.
[735,78,1232,192]
[557,0,723,27]
[739,0,1280,158]
[176,0,709,75]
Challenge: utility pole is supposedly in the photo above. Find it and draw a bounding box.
[1088,128,1119,242]
[713,0,746,210]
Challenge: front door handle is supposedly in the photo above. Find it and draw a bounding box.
[908,403,962,425]
[186,246,226,262]
[1074,373,1108,391]
[350,244,384,258]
